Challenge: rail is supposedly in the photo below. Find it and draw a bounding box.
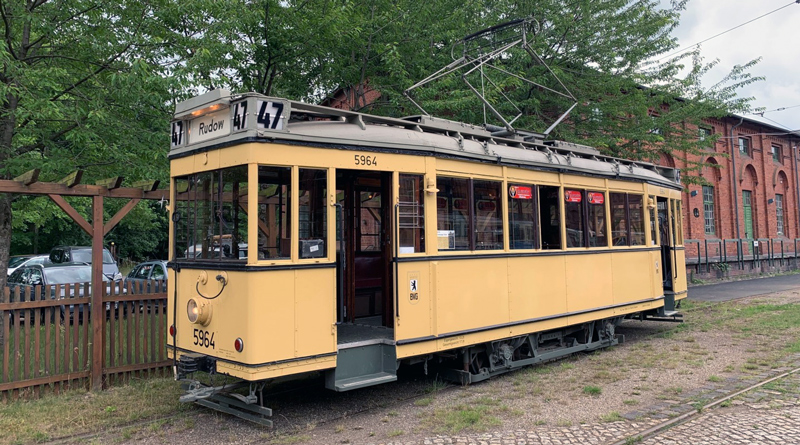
[684,237,800,274]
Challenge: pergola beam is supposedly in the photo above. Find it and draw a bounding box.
[104,198,141,236]
[0,179,166,199]
[48,194,93,237]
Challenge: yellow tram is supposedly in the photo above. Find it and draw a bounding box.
[167,89,687,424]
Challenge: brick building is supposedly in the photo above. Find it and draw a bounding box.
[659,115,800,262]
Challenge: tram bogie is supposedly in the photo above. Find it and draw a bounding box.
[167,90,687,422]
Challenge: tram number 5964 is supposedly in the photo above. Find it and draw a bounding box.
[193,329,216,349]
[354,154,378,166]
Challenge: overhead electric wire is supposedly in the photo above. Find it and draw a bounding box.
[659,1,799,61]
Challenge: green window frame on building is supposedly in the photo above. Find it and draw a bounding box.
[743,190,753,239]
[702,185,715,235]
[776,194,785,236]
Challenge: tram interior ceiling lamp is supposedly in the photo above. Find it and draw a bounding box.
[693,208,700,218]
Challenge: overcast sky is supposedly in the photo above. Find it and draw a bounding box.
[660,0,800,133]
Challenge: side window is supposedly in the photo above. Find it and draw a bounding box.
[298,168,327,259]
[399,174,425,254]
[564,189,585,248]
[257,166,292,259]
[135,265,152,279]
[610,192,628,246]
[151,264,166,280]
[649,195,658,245]
[629,195,645,246]
[587,192,607,247]
[473,180,503,250]
[127,266,140,279]
[29,269,43,285]
[436,177,470,251]
[539,186,562,249]
[508,184,537,249]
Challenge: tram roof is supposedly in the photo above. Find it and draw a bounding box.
[170,90,681,190]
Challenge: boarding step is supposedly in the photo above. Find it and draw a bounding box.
[326,342,397,392]
[331,372,397,391]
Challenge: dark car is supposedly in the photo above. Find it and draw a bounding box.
[48,245,122,282]
[126,260,168,293]
[7,263,114,323]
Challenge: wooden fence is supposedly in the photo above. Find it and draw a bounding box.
[0,280,170,398]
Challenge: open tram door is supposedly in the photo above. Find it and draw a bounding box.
[657,196,679,313]
[335,170,394,328]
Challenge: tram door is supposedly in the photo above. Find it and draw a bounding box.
[336,170,394,327]
[657,197,674,291]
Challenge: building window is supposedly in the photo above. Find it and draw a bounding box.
[702,185,716,235]
[776,194,785,236]
[698,127,712,141]
[772,145,782,163]
[738,136,751,156]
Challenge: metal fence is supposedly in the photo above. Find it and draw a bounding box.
[0,280,169,398]
[684,238,800,274]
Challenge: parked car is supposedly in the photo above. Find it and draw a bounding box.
[7,254,49,276]
[126,260,168,293]
[7,263,115,323]
[48,245,122,281]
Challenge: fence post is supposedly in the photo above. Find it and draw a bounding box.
[91,195,104,391]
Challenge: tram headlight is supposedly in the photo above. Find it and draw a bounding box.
[186,298,211,325]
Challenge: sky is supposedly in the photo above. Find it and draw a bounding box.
[659,0,800,133]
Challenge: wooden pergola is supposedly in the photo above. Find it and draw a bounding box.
[0,168,169,390]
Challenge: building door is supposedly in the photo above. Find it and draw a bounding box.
[742,190,753,239]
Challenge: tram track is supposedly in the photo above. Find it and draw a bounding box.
[610,364,800,445]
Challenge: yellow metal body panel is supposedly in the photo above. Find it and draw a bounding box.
[168,267,337,380]
[394,250,663,359]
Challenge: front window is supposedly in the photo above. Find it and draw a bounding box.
[257,166,291,259]
[173,165,250,261]
[703,185,716,235]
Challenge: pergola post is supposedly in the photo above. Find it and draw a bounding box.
[91,195,104,390]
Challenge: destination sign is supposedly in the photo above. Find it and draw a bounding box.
[189,108,231,144]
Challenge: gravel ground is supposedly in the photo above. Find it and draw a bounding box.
[94,290,800,445]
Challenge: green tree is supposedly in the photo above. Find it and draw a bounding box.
[0,0,200,345]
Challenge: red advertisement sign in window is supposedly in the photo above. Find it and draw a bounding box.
[509,185,533,199]
[588,192,605,204]
[564,190,582,203]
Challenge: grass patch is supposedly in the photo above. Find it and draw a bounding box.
[708,375,723,383]
[428,404,501,434]
[583,385,602,396]
[415,397,433,407]
[600,411,623,422]
[387,430,404,437]
[0,377,191,445]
